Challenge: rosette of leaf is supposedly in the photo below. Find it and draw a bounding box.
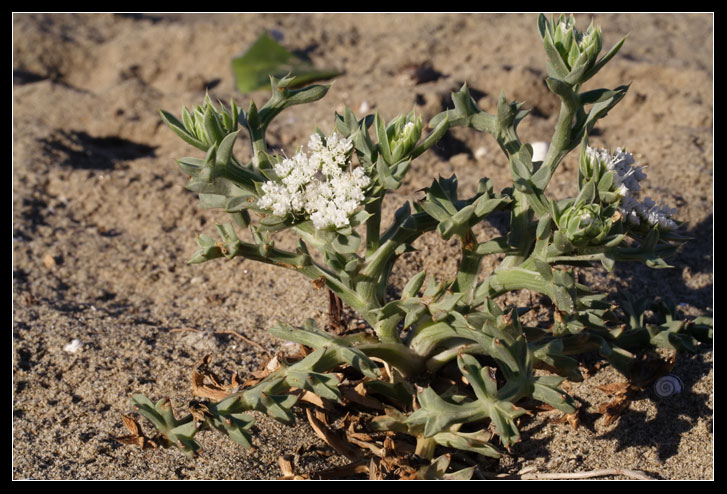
[548,159,626,270]
[552,291,714,377]
[606,292,713,354]
[538,13,625,87]
[370,395,504,461]
[406,352,574,452]
[161,94,240,152]
[334,107,448,193]
[128,395,201,457]
[416,175,512,242]
[557,202,612,246]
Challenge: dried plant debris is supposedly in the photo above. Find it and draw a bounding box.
[595,352,677,425]
[191,354,242,401]
[113,414,160,450]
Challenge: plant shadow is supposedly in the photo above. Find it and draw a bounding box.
[40,130,157,171]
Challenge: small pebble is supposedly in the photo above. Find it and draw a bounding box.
[63,339,83,354]
[43,254,56,269]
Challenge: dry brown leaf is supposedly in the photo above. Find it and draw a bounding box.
[379,436,402,474]
[296,389,337,411]
[191,355,240,401]
[348,436,384,457]
[278,454,295,476]
[551,410,581,430]
[368,458,383,480]
[113,414,158,450]
[596,381,632,396]
[341,384,384,411]
[189,400,214,424]
[597,395,631,426]
[346,430,374,442]
[327,289,346,334]
[278,454,309,479]
[305,408,362,462]
[313,460,370,480]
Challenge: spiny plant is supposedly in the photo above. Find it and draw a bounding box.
[120,14,712,478]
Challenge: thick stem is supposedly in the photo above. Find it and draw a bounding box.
[415,437,437,459]
[451,231,484,305]
[358,342,424,377]
[541,87,579,187]
[365,196,382,256]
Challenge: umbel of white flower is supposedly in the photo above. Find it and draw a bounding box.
[586,146,678,231]
[258,131,371,230]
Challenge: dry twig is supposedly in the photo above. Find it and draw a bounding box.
[520,468,655,480]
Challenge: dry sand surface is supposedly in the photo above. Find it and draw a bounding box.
[13,13,713,480]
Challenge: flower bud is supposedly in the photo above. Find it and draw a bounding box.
[387,111,422,163]
[559,202,611,245]
[181,95,238,149]
[539,14,605,85]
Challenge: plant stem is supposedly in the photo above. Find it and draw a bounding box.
[365,196,382,256]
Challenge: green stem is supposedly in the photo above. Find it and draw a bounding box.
[451,231,484,305]
[425,342,486,373]
[365,196,382,256]
[356,212,438,309]
[541,84,579,187]
[358,342,424,377]
[415,437,437,459]
[472,264,548,307]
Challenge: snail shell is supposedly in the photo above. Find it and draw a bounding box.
[654,375,684,398]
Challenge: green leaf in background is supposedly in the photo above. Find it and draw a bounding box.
[232,32,342,93]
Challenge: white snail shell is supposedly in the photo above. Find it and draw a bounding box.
[654,375,684,398]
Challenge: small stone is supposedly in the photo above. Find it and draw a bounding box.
[43,254,56,269]
[64,339,83,354]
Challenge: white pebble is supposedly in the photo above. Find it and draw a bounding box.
[63,339,83,354]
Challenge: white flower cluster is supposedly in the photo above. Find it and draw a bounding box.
[257,132,371,230]
[587,146,678,231]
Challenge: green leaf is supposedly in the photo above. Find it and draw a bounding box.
[432,430,501,459]
[160,110,207,151]
[216,131,239,166]
[232,32,342,93]
[330,231,361,255]
[130,395,200,457]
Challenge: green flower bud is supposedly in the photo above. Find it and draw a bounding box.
[539,14,606,85]
[558,202,610,245]
[387,111,422,163]
[180,95,239,149]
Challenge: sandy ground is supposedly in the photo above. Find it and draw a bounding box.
[13,13,713,480]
